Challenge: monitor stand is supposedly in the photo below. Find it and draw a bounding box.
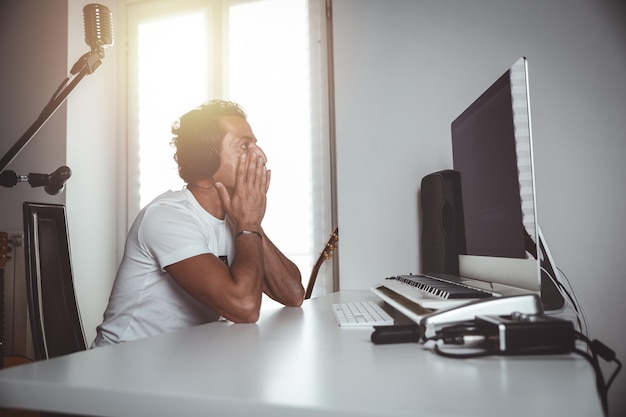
[538,226,566,311]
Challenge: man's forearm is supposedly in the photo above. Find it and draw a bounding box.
[227,232,265,321]
[260,230,304,306]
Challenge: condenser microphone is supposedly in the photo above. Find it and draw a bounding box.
[83,4,114,52]
[44,166,72,196]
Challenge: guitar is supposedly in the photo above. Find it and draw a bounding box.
[305,227,338,299]
[0,232,33,369]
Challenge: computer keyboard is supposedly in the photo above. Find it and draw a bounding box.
[332,301,395,327]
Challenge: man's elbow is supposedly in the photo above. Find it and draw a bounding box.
[286,285,305,307]
[289,298,304,308]
[228,296,262,323]
[232,311,260,323]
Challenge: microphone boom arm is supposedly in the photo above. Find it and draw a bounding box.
[0,51,102,175]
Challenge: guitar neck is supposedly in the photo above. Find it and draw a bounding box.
[305,227,338,299]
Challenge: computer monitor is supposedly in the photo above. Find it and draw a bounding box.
[451,57,545,300]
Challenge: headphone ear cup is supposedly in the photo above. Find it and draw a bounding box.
[205,147,221,177]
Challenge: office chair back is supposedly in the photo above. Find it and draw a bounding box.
[23,202,87,361]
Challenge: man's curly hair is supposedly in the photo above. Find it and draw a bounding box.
[171,99,247,183]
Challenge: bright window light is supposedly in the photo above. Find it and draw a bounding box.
[228,0,314,275]
[137,10,209,207]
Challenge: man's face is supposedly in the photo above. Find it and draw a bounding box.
[213,115,267,189]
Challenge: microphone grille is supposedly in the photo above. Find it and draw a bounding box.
[83,3,114,50]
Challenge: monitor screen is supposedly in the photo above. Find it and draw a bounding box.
[451,57,540,293]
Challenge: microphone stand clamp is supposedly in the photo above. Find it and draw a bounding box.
[71,48,104,75]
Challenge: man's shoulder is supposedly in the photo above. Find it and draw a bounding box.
[150,189,190,205]
[137,189,225,236]
[145,190,196,214]
[133,190,194,227]
[132,191,203,245]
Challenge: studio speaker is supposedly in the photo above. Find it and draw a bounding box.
[420,170,465,275]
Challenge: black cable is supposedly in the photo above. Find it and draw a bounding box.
[575,331,622,391]
[432,343,494,359]
[572,347,608,416]
[541,266,588,335]
[543,267,578,312]
[606,358,622,391]
[431,341,610,416]
[558,267,589,336]
[427,327,621,417]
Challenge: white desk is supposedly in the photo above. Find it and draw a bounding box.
[0,291,602,417]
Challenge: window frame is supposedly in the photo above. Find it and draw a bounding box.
[122,0,338,296]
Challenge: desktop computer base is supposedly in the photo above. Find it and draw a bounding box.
[538,226,566,311]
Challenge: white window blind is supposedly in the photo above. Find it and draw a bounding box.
[126,0,336,299]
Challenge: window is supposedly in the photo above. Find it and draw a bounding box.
[126,0,336,299]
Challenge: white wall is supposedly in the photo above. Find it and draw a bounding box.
[332,1,626,415]
[66,0,120,346]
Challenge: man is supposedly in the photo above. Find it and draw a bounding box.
[92,100,304,347]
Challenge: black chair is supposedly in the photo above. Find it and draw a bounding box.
[23,202,87,361]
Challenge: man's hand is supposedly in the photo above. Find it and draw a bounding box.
[216,152,271,231]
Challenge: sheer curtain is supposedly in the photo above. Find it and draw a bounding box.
[125,0,336,299]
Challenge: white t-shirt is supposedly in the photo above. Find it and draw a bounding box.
[92,189,234,347]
